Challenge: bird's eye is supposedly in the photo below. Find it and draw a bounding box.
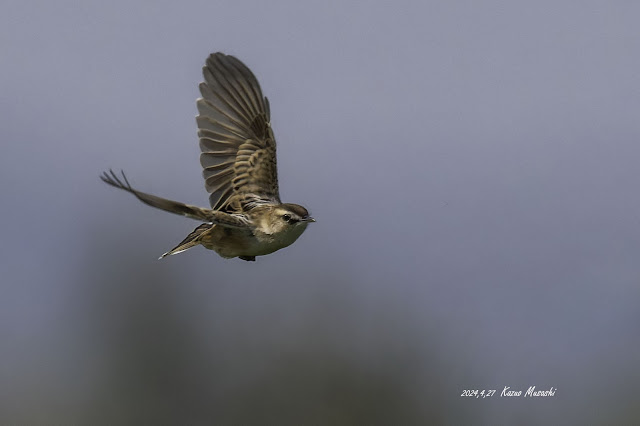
[283,214,291,222]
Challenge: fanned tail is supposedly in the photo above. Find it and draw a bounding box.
[159,223,213,260]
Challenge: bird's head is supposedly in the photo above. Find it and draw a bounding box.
[261,203,315,236]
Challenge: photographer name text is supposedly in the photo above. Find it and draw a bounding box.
[460,386,557,399]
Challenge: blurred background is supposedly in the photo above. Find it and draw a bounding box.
[2,0,640,424]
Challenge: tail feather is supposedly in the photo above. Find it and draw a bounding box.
[159,223,213,260]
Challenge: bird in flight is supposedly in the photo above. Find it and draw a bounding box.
[101,52,314,261]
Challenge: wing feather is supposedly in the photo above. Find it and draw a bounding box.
[197,52,280,212]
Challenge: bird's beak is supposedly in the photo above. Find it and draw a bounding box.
[304,217,316,223]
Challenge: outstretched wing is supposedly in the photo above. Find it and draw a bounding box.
[101,169,213,221]
[197,52,280,213]
[101,169,251,228]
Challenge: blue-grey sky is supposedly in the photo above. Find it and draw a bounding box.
[2,1,640,424]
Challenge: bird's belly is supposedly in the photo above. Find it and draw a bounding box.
[199,227,252,258]
[200,224,307,258]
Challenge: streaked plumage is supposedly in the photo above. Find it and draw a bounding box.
[101,52,313,261]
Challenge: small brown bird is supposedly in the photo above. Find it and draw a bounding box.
[101,53,314,261]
